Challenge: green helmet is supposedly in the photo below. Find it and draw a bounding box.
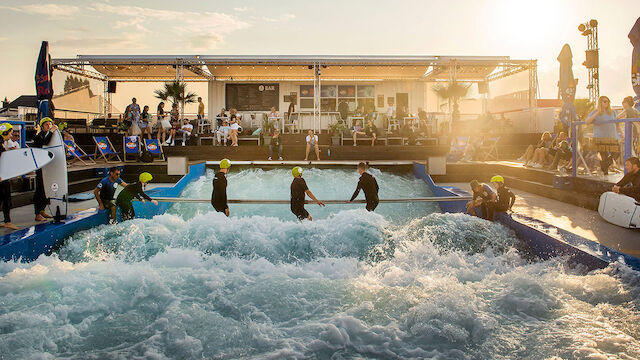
[39,117,53,128]
[220,158,231,169]
[292,166,303,177]
[490,175,504,183]
[139,172,153,183]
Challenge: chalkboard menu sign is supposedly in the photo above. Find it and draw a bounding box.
[225,83,279,111]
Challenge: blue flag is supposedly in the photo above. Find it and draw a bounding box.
[35,41,53,120]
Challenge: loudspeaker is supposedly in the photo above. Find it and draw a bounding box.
[584,50,599,69]
[107,81,117,93]
[478,81,489,94]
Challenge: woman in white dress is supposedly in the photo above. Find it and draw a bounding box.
[229,108,239,146]
[156,102,172,144]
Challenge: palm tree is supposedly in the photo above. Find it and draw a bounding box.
[154,81,198,118]
[433,81,471,130]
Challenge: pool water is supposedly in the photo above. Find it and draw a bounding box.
[0,168,639,359]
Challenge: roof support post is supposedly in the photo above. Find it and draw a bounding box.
[528,60,538,130]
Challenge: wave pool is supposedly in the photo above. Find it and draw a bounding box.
[0,168,639,359]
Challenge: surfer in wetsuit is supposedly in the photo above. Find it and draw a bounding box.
[613,157,640,202]
[347,162,379,211]
[290,166,325,221]
[485,175,516,221]
[211,158,231,217]
[31,117,58,222]
[466,179,496,219]
[115,172,158,221]
[0,123,18,230]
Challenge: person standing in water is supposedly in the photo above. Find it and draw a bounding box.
[290,167,324,221]
[115,172,158,221]
[211,158,231,217]
[347,162,379,211]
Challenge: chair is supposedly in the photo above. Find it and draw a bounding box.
[447,136,469,162]
[388,117,400,133]
[123,136,140,162]
[93,136,122,163]
[144,138,165,161]
[64,140,96,166]
[197,118,211,134]
[478,137,500,161]
[284,112,299,134]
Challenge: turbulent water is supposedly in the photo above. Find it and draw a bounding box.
[0,169,639,359]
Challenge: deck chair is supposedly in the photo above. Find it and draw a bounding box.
[478,137,500,161]
[123,136,140,162]
[447,136,469,162]
[144,138,165,161]
[64,139,96,166]
[93,136,122,163]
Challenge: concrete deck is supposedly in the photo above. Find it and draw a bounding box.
[443,182,640,258]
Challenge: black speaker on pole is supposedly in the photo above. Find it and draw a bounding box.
[107,81,117,93]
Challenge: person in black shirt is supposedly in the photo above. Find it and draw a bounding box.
[32,117,58,221]
[290,166,324,221]
[613,157,640,202]
[211,158,231,216]
[0,123,18,230]
[347,162,379,211]
[116,172,157,221]
[484,175,516,220]
[268,129,283,160]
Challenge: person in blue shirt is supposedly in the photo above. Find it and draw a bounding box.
[93,167,127,222]
[586,96,624,175]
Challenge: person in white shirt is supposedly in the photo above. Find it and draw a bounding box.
[4,132,20,150]
[175,119,193,146]
[305,130,320,161]
[217,119,231,145]
[268,106,280,130]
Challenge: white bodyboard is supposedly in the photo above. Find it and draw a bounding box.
[41,131,68,220]
[0,148,54,181]
[598,191,640,229]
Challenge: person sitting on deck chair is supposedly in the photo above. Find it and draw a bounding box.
[216,119,231,146]
[484,175,516,221]
[174,118,193,146]
[351,120,366,146]
[346,162,379,211]
[612,157,640,202]
[0,123,19,230]
[290,167,325,221]
[94,167,127,223]
[211,159,231,217]
[116,172,158,221]
[466,179,496,219]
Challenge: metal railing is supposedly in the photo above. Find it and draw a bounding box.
[570,117,640,177]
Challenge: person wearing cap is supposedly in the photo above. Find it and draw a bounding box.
[346,162,379,211]
[211,159,231,216]
[290,167,325,221]
[0,123,19,230]
[484,175,516,221]
[116,172,158,221]
[31,117,58,221]
[466,179,496,219]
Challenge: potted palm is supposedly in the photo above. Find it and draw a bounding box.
[329,122,347,146]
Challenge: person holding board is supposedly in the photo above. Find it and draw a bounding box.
[346,162,379,211]
[31,117,57,221]
[211,159,231,217]
[0,123,18,230]
[290,167,324,221]
[116,172,158,221]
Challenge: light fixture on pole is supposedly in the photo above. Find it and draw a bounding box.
[578,19,599,104]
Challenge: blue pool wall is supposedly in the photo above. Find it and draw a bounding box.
[413,162,640,272]
[0,163,206,262]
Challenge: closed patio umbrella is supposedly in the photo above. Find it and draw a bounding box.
[557,44,577,133]
[35,41,54,120]
[630,17,640,110]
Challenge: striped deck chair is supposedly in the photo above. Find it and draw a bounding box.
[123,136,140,162]
[447,136,469,162]
[64,140,96,166]
[93,136,122,163]
[143,138,165,161]
[479,136,500,161]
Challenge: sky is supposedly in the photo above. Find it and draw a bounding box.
[0,0,638,111]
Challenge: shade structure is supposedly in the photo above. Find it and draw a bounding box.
[91,64,203,80]
[630,17,640,109]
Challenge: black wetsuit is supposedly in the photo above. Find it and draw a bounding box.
[31,130,54,215]
[0,143,12,224]
[291,177,309,220]
[485,185,516,220]
[116,182,151,220]
[211,171,228,212]
[350,172,379,211]
[616,170,640,202]
[472,183,496,220]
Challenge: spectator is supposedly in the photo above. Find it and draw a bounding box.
[466,179,496,219]
[268,128,283,160]
[338,100,349,122]
[197,97,205,120]
[175,118,193,146]
[4,130,20,150]
[163,103,180,146]
[93,167,127,223]
[157,102,171,145]
[287,101,297,131]
[351,120,366,146]
[216,108,227,128]
[140,105,152,139]
[586,96,623,175]
[386,100,396,128]
[229,108,239,147]
[400,121,417,145]
[128,98,141,136]
[268,107,280,130]
[396,106,407,126]
[518,132,553,167]
[305,130,320,161]
[364,120,377,146]
[546,134,572,172]
[617,96,640,155]
[612,156,640,201]
[216,119,231,146]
